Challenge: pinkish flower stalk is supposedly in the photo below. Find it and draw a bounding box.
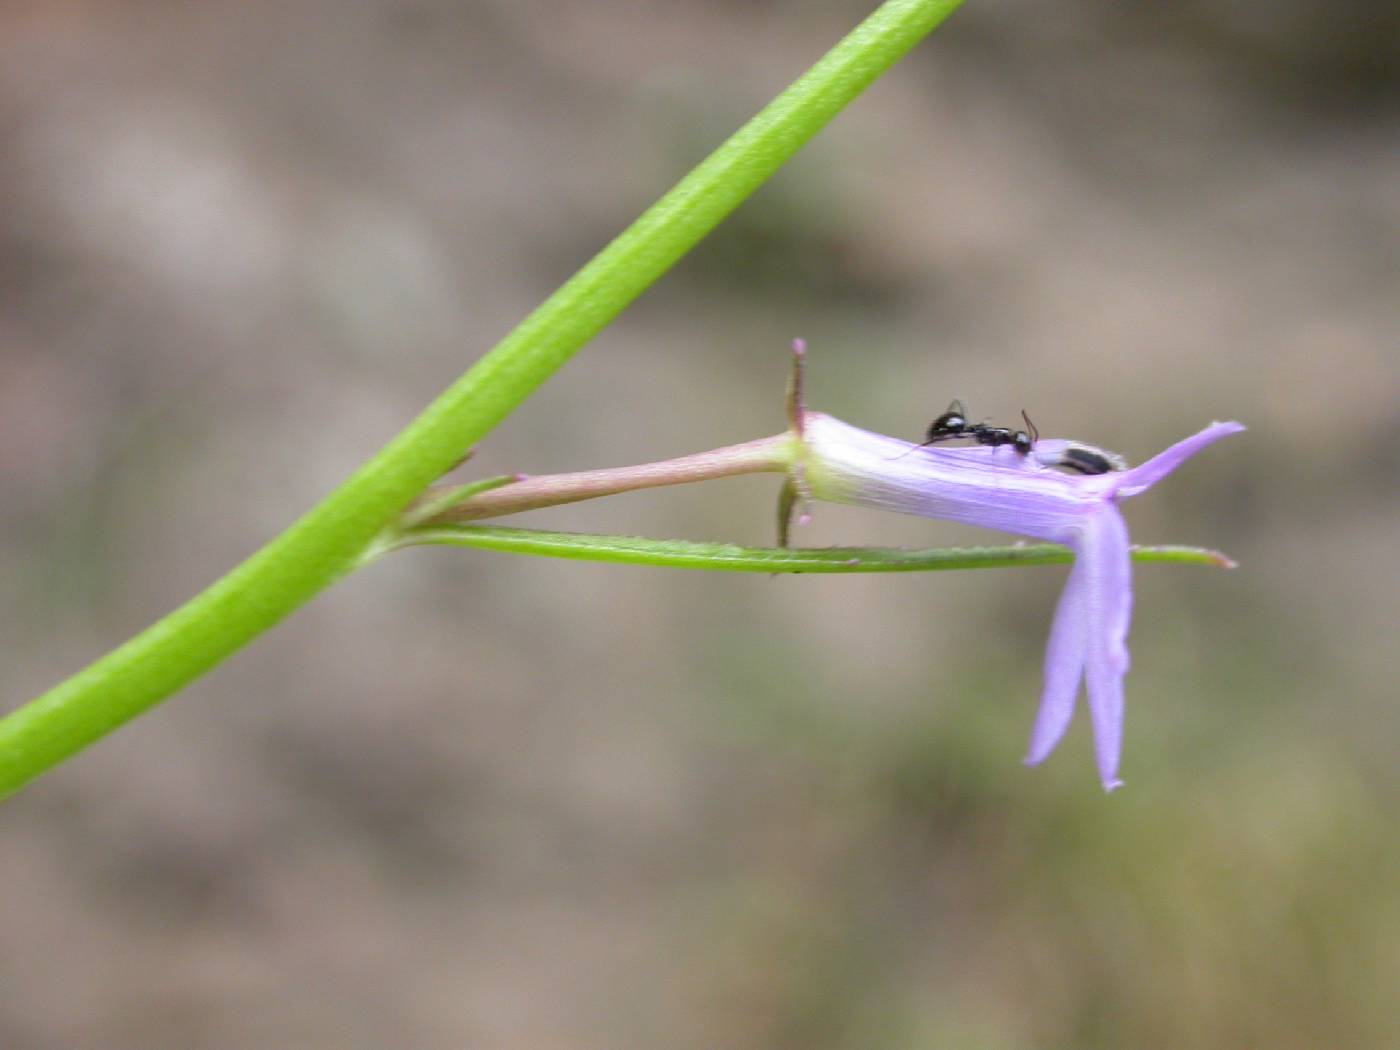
[798,410,1244,790]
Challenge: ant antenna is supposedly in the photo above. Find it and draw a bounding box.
[889,436,937,462]
[1020,409,1039,446]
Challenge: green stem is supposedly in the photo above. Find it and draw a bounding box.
[0,0,965,800]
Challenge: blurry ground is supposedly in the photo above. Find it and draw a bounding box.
[2,1,1398,1047]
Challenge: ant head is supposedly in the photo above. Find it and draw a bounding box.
[1012,430,1033,455]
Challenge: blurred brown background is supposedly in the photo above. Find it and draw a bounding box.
[2,1,1398,1047]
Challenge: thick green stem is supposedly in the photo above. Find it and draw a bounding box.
[0,0,964,799]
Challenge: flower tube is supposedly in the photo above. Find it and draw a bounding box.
[799,410,1244,790]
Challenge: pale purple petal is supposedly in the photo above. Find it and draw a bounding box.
[1106,421,1245,498]
[1024,553,1088,766]
[1028,438,1072,468]
[1078,508,1133,791]
[795,407,1242,789]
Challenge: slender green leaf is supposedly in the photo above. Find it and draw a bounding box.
[396,524,1237,573]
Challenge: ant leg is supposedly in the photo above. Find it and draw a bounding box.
[889,434,961,461]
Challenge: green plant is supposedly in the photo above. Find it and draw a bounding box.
[0,1,1231,800]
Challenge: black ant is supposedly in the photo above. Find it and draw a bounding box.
[918,399,1039,456]
[909,399,1127,475]
[899,399,1128,475]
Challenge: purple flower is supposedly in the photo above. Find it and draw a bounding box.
[797,411,1244,791]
